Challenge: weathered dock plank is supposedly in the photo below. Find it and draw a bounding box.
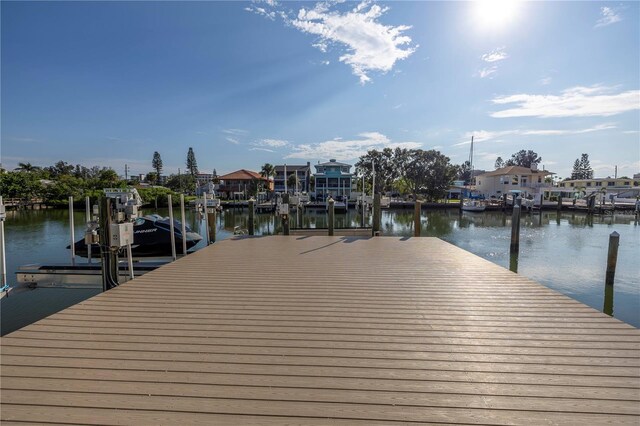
[2,236,639,425]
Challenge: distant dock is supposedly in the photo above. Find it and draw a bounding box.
[1,236,639,424]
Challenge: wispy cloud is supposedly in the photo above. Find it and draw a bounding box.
[595,6,622,28]
[477,66,497,79]
[222,128,249,135]
[247,0,416,84]
[490,85,640,118]
[249,147,275,153]
[481,47,508,63]
[226,137,240,145]
[457,123,617,145]
[252,138,289,149]
[539,76,552,85]
[286,132,421,161]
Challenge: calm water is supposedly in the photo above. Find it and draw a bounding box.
[2,206,639,335]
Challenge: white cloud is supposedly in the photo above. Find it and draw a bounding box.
[457,123,617,145]
[286,132,421,161]
[595,6,622,28]
[622,130,639,134]
[490,85,640,118]
[226,137,240,145]
[249,0,416,84]
[539,76,552,85]
[477,66,497,78]
[249,147,275,153]
[253,138,289,148]
[481,47,508,63]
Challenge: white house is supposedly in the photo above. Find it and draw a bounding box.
[475,165,554,199]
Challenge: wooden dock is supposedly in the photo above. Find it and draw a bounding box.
[1,236,639,424]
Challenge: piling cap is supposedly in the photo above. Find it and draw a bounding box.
[610,231,619,237]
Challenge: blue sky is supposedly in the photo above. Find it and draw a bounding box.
[2,1,639,179]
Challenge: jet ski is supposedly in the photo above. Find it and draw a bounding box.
[69,214,203,257]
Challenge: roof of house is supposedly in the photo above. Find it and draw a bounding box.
[316,159,352,167]
[479,165,554,177]
[217,169,267,181]
[274,164,310,172]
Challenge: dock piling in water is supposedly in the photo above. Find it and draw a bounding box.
[68,196,75,266]
[180,194,187,255]
[510,202,521,254]
[328,197,335,236]
[248,198,255,236]
[372,193,381,236]
[414,200,422,237]
[282,193,290,236]
[605,231,620,286]
[85,196,92,263]
[168,195,177,261]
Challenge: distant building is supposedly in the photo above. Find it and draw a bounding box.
[216,169,272,198]
[475,165,554,199]
[558,177,639,193]
[313,159,355,201]
[274,162,311,193]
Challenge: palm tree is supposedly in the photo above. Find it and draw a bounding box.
[260,163,275,191]
[15,162,40,172]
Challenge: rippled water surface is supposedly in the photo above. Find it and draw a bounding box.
[2,207,638,335]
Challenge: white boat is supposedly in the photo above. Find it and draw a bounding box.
[462,200,486,212]
[461,136,486,212]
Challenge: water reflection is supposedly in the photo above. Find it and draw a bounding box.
[2,207,638,335]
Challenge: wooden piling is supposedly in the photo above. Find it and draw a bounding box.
[557,194,562,211]
[68,196,75,266]
[372,193,381,236]
[510,203,521,253]
[207,211,216,243]
[282,193,290,236]
[605,231,620,286]
[167,195,177,260]
[248,198,255,236]
[414,200,422,237]
[328,197,335,236]
[180,194,187,255]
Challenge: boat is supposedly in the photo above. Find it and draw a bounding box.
[462,200,486,212]
[69,214,202,258]
[461,136,486,212]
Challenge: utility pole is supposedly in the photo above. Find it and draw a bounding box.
[615,165,618,179]
[124,164,129,181]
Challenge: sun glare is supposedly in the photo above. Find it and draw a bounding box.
[474,0,520,29]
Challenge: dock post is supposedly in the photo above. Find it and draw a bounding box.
[605,231,619,287]
[0,196,6,290]
[85,196,92,263]
[510,203,521,253]
[414,200,422,237]
[69,196,75,266]
[180,194,187,255]
[203,192,210,245]
[297,204,302,229]
[208,210,217,243]
[557,194,562,211]
[328,197,335,236]
[372,193,381,236]
[168,195,177,261]
[282,193,290,236]
[248,198,255,236]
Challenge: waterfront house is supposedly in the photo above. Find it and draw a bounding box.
[274,163,311,194]
[313,159,355,201]
[475,165,554,199]
[558,177,639,193]
[216,169,272,199]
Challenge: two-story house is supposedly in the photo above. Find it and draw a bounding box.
[313,159,354,201]
[216,169,272,199]
[273,163,311,193]
[475,165,554,199]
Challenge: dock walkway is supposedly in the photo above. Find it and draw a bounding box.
[1,236,639,424]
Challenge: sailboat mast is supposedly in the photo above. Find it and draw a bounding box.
[469,136,474,185]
